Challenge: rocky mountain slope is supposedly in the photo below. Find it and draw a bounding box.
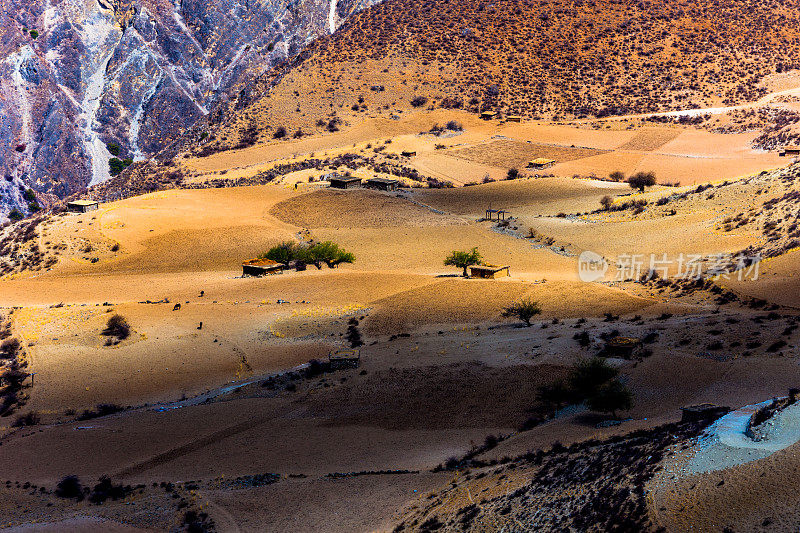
[191,0,800,155]
[0,0,376,220]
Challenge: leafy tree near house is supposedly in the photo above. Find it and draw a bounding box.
[444,247,482,277]
[300,241,355,269]
[261,241,354,269]
[262,242,299,264]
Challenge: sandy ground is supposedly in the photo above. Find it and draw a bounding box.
[3,112,800,530]
[179,108,782,188]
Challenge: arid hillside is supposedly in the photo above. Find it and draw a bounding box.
[189,0,800,152]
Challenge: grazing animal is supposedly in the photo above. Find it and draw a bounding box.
[197,322,203,330]
[199,290,204,297]
[173,303,181,311]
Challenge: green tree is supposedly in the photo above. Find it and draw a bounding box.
[8,209,23,221]
[569,357,618,396]
[586,379,633,419]
[106,142,121,157]
[444,247,482,277]
[301,241,355,269]
[627,171,656,192]
[501,297,542,326]
[262,242,298,264]
[109,158,128,176]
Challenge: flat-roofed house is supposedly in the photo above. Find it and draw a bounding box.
[67,200,99,213]
[242,258,285,277]
[365,178,400,191]
[603,336,644,359]
[469,264,510,279]
[781,145,800,157]
[329,349,361,369]
[329,176,362,189]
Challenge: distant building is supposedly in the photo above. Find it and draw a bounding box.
[329,349,361,370]
[469,264,510,279]
[329,176,362,189]
[780,145,800,157]
[365,177,400,191]
[242,258,285,277]
[603,337,643,359]
[67,200,99,213]
[506,115,522,122]
[480,111,497,120]
[527,158,556,170]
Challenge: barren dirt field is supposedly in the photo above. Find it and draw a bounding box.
[4,101,800,532]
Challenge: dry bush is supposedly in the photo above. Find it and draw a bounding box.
[103,314,130,340]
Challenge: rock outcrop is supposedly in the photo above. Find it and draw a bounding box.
[0,0,376,219]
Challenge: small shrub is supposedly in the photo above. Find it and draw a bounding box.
[12,411,40,427]
[609,170,625,182]
[77,403,124,421]
[88,476,131,504]
[55,475,83,500]
[103,314,130,340]
[410,95,428,107]
[0,337,20,358]
[501,297,542,326]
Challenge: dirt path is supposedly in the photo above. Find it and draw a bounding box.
[112,411,278,479]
